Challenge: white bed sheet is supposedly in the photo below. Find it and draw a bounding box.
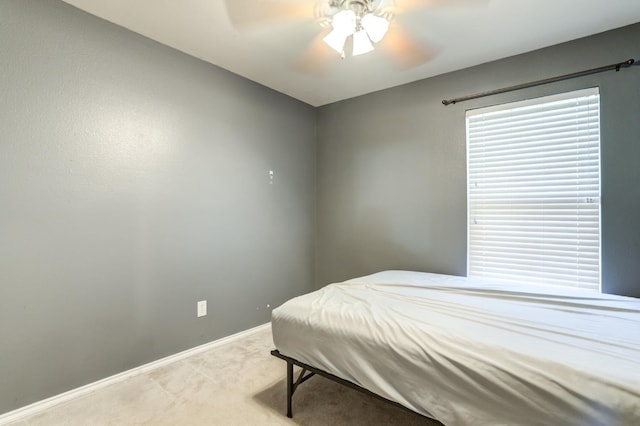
[271,270,640,426]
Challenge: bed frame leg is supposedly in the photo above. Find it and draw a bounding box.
[286,361,293,418]
[272,351,317,418]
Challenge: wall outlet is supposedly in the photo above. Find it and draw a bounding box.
[197,300,207,317]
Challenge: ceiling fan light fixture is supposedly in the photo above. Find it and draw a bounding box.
[352,29,374,56]
[361,13,389,43]
[322,2,393,57]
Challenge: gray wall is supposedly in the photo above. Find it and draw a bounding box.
[0,0,315,414]
[2,0,639,417]
[316,23,640,297]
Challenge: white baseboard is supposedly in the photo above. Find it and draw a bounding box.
[0,323,271,425]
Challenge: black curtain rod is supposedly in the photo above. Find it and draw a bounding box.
[442,58,635,106]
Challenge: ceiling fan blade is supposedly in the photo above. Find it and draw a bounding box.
[224,0,316,30]
[377,23,435,69]
[395,0,440,11]
[395,0,489,13]
[293,27,338,76]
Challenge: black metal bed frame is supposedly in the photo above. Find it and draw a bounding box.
[270,349,435,421]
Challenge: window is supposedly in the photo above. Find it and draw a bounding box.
[466,88,601,291]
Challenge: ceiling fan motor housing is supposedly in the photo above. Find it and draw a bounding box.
[326,0,395,21]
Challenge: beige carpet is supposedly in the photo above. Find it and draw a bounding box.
[8,326,441,425]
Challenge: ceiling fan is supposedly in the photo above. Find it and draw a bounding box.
[318,0,395,57]
[224,0,486,72]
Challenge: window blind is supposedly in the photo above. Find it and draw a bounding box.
[466,88,601,291]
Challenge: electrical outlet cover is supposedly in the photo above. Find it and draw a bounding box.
[197,300,207,317]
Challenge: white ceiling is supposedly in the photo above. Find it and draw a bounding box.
[61,0,640,107]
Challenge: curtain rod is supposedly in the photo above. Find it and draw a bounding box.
[442,58,635,106]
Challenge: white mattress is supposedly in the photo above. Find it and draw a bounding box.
[271,270,640,426]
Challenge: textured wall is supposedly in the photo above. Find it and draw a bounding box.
[2,0,639,417]
[0,0,315,414]
[316,24,640,297]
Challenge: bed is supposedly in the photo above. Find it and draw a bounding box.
[270,270,640,425]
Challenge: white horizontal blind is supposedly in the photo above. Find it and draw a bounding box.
[467,88,601,291]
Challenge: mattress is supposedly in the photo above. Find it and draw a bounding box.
[271,270,640,426]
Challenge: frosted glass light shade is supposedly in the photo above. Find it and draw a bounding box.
[323,29,349,53]
[352,29,374,56]
[331,10,356,35]
[361,14,389,43]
